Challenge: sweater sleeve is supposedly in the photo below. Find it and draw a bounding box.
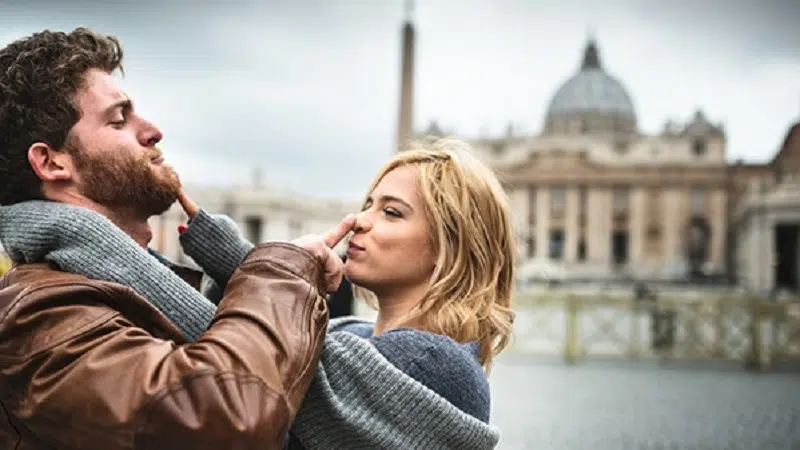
[178,209,254,288]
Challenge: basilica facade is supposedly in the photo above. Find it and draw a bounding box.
[461,39,743,282]
[462,41,798,288]
[396,20,798,288]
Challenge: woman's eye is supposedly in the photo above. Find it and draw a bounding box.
[383,208,402,218]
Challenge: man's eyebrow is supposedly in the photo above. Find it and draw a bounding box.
[103,99,132,117]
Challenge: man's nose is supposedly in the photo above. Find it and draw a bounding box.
[138,119,163,147]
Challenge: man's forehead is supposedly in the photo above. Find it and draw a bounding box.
[77,69,128,112]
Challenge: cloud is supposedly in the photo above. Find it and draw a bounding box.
[1,0,797,199]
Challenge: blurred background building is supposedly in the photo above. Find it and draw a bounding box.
[394,14,800,295]
[148,169,359,266]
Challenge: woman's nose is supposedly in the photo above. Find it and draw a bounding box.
[353,210,373,232]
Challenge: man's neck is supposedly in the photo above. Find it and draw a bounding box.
[103,210,153,249]
[49,192,153,248]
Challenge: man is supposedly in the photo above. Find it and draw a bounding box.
[0,28,351,449]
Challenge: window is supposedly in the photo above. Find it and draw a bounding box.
[550,185,566,212]
[612,231,629,265]
[577,238,587,261]
[692,138,706,156]
[646,225,661,239]
[244,216,263,244]
[526,234,536,258]
[528,186,537,225]
[549,230,564,260]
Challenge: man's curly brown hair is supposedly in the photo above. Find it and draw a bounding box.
[0,27,123,205]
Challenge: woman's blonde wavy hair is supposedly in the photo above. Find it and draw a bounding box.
[355,138,516,372]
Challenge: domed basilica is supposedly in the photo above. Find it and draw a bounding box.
[396,19,800,290]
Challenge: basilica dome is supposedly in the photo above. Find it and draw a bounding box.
[544,39,637,135]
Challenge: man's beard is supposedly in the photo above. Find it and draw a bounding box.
[69,142,182,218]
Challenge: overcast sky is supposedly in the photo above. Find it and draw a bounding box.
[2,0,799,201]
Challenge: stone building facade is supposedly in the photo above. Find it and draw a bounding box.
[148,172,359,267]
[394,14,798,289]
[732,124,800,293]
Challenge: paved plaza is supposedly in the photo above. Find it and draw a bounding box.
[489,354,800,449]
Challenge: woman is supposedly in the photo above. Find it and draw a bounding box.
[0,138,516,449]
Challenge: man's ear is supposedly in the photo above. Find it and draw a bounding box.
[28,142,74,182]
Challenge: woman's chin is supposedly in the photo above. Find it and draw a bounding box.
[343,269,373,291]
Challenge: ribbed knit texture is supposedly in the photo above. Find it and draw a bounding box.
[0,200,501,449]
[178,210,254,287]
[0,200,218,341]
[289,318,500,449]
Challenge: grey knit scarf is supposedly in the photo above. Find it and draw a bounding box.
[0,200,216,341]
[0,200,500,449]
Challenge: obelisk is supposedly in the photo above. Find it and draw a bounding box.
[396,0,415,152]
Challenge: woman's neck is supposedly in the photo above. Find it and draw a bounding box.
[373,283,428,336]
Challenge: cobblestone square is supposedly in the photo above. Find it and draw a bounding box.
[490,355,800,449]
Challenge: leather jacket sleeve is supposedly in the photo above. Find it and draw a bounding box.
[0,243,328,450]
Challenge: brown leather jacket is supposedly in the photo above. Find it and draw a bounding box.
[0,243,329,450]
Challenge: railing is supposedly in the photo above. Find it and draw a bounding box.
[512,292,800,371]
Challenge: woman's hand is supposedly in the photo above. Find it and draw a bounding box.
[177,189,199,220]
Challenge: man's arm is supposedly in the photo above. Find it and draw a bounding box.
[0,243,328,450]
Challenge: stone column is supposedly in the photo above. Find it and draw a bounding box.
[661,187,687,268]
[565,186,580,261]
[629,186,647,269]
[536,186,550,261]
[709,188,727,272]
[587,187,611,265]
[508,185,530,259]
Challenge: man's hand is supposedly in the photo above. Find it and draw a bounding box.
[292,215,356,293]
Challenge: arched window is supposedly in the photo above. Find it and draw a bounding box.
[692,138,707,156]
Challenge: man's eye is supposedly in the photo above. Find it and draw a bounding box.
[110,119,126,127]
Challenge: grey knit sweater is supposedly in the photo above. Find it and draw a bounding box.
[0,200,500,449]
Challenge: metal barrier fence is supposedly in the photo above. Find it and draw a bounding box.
[512,293,800,371]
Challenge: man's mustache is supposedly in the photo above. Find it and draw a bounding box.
[146,147,163,160]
